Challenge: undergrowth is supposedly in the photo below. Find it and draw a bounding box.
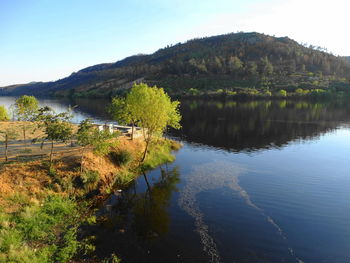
[0,195,81,263]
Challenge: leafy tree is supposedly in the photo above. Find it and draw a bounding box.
[14,95,39,146]
[295,88,304,95]
[260,56,274,76]
[36,106,73,164]
[278,89,287,97]
[0,128,18,161]
[247,61,258,77]
[0,105,9,121]
[227,56,243,75]
[121,83,181,162]
[76,119,115,172]
[108,96,138,140]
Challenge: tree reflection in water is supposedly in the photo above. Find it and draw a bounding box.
[99,165,180,240]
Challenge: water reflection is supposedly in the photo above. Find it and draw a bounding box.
[170,99,350,152]
[93,166,180,260]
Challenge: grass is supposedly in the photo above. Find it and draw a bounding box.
[0,136,180,262]
[80,170,100,191]
[0,195,80,263]
[140,139,181,172]
[109,149,133,166]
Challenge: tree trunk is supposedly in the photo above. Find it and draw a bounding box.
[5,134,8,162]
[141,138,150,162]
[80,146,85,173]
[49,140,54,163]
[131,122,134,140]
[23,125,26,149]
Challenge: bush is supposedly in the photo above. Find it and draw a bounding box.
[113,169,136,187]
[80,170,100,191]
[0,195,79,263]
[278,89,287,97]
[0,105,9,121]
[109,150,133,166]
[93,141,112,156]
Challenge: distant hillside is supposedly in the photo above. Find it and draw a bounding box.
[345,56,350,63]
[1,32,350,98]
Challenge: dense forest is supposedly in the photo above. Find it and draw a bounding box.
[1,32,350,98]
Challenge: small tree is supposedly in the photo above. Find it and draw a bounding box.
[108,96,139,140]
[76,119,115,172]
[278,89,287,97]
[14,95,39,147]
[0,128,18,161]
[121,83,181,162]
[0,106,9,121]
[76,119,95,172]
[36,106,73,164]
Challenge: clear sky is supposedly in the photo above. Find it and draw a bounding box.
[1,0,349,86]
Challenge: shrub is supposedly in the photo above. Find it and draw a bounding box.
[80,170,100,191]
[93,141,111,156]
[0,195,79,263]
[264,90,272,96]
[109,150,133,166]
[278,89,287,97]
[113,169,136,187]
[0,105,9,121]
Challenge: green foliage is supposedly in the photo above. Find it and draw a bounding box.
[14,95,39,121]
[264,90,272,96]
[80,170,100,191]
[278,89,287,97]
[36,106,73,143]
[124,83,182,160]
[36,106,73,162]
[295,88,304,95]
[108,97,131,126]
[140,140,177,171]
[113,169,137,187]
[76,119,96,147]
[188,88,199,95]
[109,149,133,166]
[0,195,79,263]
[0,105,9,121]
[4,33,350,98]
[102,253,122,263]
[129,83,181,136]
[77,119,116,151]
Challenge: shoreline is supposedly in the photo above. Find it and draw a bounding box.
[0,121,182,262]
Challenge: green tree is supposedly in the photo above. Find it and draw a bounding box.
[123,83,181,162]
[36,106,73,164]
[76,119,115,172]
[278,89,287,97]
[260,56,274,76]
[108,96,138,140]
[14,95,39,146]
[0,105,9,121]
[227,56,243,75]
[247,61,258,77]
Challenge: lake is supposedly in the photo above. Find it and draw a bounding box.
[1,96,350,263]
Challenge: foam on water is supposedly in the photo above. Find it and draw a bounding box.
[178,161,304,263]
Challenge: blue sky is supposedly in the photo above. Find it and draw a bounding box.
[1,0,349,86]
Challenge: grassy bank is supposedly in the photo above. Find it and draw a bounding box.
[0,135,181,262]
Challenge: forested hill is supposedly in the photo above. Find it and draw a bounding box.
[345,56,350,63]
[1,32,350,98]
